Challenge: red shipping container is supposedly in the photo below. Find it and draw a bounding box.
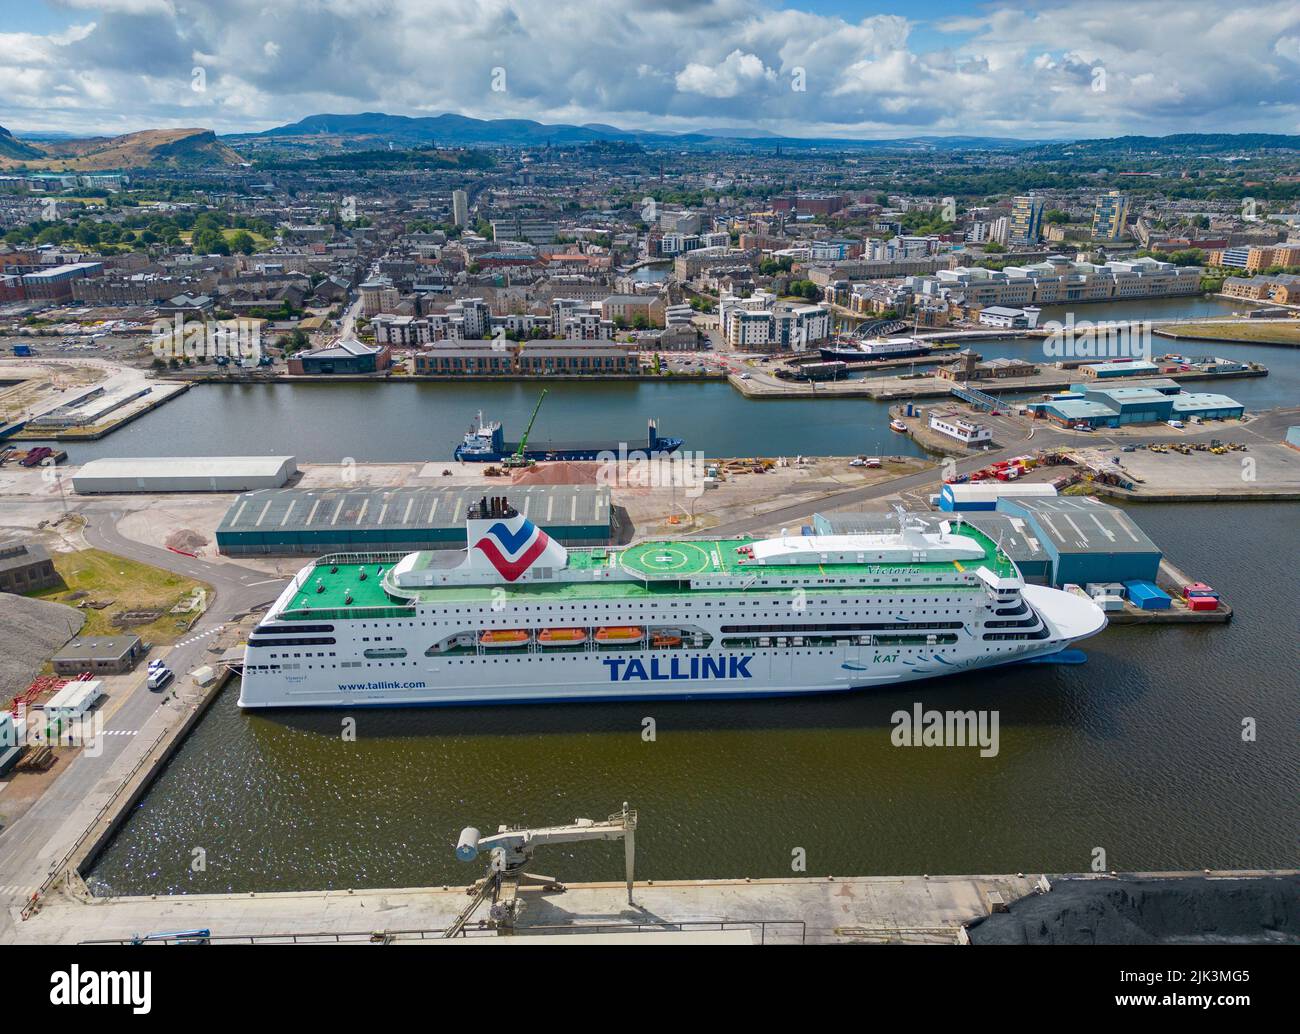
[1186,596,1218,611]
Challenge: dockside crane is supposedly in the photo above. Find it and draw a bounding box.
[445,802,637,936]
[502,388,548,468]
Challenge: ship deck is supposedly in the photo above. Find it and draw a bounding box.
[278,526,1013,619]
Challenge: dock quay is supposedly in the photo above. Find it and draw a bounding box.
[730,364,1267,401]
[20,859,1297,945]
[9,381,191,440]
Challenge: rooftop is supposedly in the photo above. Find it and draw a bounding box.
[76,455,296,479]
[1000,497,1160,555]
[220,486,610,536]
[0,541,50,573]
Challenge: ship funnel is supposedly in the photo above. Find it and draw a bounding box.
[462,497,569,582]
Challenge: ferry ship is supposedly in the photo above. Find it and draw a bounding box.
[819,336,932,362]
[454,412,683,463]
[237,496,1107,709]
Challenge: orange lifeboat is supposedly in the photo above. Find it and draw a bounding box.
[537,628,587,647]
[480,629,529,647]
[650,632,682,648]
[594,626,643,643]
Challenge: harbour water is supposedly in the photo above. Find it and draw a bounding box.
[85,501,1299,896]
[34,297,1299,464]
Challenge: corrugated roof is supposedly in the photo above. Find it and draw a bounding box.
[75,456,295,479]
[1004,497,1160,555]
[217,485,611,534]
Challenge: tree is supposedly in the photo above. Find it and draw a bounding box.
[229,230,256,255]
[281,329,310,354]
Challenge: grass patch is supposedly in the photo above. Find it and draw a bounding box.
[178,229,272,249]
[31,548,212,646]
[1161,321,1300,345]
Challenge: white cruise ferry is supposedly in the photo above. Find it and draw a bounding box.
[237,496,1106,709]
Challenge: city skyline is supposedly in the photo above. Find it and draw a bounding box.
[2,0,1299,139]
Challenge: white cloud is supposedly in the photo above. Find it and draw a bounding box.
[0,0,1297,138]
[676,50,775,98]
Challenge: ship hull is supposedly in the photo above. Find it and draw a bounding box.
[237,643,1078,710]
[819,344,932,362]
[238,530,1107,711]
[455,437,684,462]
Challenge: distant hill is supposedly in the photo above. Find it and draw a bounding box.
[0,127,246,171]
[240,111,660,147]
[232,111,1037,151]
[1037,133,1300,156]
[0,125,46,161]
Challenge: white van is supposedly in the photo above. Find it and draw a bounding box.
[147,667,174,691]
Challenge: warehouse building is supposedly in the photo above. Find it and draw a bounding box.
[73,455,297,494]
[1027,382,1244,429]
[216,485,615,557]
[994,496,1161,587]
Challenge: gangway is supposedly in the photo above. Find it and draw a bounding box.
[446,802,637,935]
[949,383,1002,411]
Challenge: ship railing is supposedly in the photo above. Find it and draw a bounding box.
[78,918,807,945]
[279,604,416,622]
[312,551,410,568]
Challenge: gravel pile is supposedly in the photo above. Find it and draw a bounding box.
[0,592,85,704]
[970,875,1300,945]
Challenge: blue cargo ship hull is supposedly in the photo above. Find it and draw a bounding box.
[456,438,684,462]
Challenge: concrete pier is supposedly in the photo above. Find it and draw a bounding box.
[19,872,1043,944]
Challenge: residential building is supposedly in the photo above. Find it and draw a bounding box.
[359,276,399,316]
[1208,243,1300,272]
[720,289,831,351]
[20,261,103,302]
[413,341,639,375]
[601,294,666,328]
[452,190,468,228]
[490,215,559,245]
[1009,196,1046,244]
[1091,191,1132,242]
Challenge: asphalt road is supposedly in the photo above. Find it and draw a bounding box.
[0,504,288,926]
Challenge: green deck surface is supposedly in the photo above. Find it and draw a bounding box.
[280,528,1013,618]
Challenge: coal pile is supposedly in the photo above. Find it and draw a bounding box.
[970,875,1300,945]
[0,592,85,703]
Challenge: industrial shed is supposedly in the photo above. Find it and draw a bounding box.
[72,456,297,494]
[216,485,614,557]
[994,496,1161,587]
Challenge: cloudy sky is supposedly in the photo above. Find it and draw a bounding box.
[2,0,1299,140]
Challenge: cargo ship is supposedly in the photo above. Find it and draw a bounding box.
[237,495,1107,709]
[819,336,932,362]
[454,411,683,462]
